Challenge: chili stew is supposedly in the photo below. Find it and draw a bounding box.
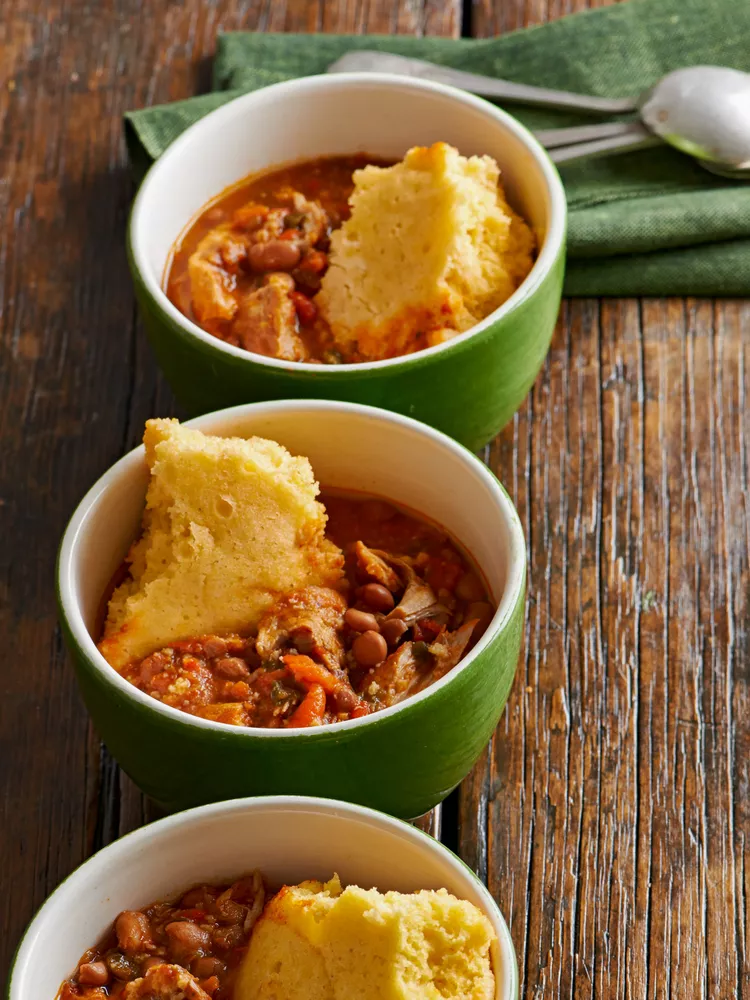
[116,492,493,729]
[166,155,391,364]
[58,873,265,1000]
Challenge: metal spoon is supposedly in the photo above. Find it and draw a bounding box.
[328,51,638,113]
[327,53,750,175]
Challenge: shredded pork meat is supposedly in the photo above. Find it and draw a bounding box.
[427,618,479,680]
[233,273,308,360]
[363,641,426,706]
[184,188,331,360]
[187,228,244,325]
[256,586,347,673]
[354,541,401,591]
[123,964,209,1000]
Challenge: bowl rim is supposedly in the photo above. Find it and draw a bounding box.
[7,795,518,1000]
[57,399,526,739]
[129,71,566,374]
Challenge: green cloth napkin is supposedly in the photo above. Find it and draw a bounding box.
[125,0,750,297]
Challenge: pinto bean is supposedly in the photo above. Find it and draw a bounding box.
[332,684,359,713]
[192,957,226,979]
[352,631,388,667]
[214,656,250,680]
[202,637,228,659]
[380,619,408,647]
[165,921,210,963]
[344,608,380,634]
[247,240,301,272]
[138,651,171,685]
[115,911,151,955]
[359,583,395,612]
[78,962,110,986]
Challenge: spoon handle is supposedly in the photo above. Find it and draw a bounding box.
[535,121,644,148]
[328,52,638,114]
[419,66,638,114]
[547,122,660,163]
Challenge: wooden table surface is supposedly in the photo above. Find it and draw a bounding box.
[2,0,749,996]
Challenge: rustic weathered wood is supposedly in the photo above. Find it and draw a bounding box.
[2,1,748,997]
[461,296,750,1000]
[412,806,443,839]
[458,9,750,1000]
[0,0,458,985]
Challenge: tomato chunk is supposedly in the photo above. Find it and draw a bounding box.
[290,290,317,325]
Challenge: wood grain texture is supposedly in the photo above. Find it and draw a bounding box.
[461,294,750,1000]
[1,1,748,997]
[0,0,458,985]
[458,7,750,996]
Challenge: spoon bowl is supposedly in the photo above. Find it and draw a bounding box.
[639,66,750,171]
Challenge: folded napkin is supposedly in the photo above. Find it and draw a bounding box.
[125,0,750,297]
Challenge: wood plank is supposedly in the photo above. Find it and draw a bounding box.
[117,0,460,834]
[3,2,749,999]
[0,0,181,982]
[0,0,459,984]
[460,5,750,998]
[461,259,750,1000]
[472,0,621,35]
[413,807,443,839]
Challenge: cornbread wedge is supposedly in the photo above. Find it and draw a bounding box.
[98,419,343,669]
[316,141,535,361]
[236,874,496,1000]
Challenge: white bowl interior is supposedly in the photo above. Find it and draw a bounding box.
[11,798,516,1000]
[133,74,555,305]
[69,403,523,669]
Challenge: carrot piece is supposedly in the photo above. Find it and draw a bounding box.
[283,654,338,694]
[351,703,370,719]
[286,684,326,727]
[226,680,250,700]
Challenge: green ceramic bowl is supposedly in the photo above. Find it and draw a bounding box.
[57,401,526,818]
[8,797,518,1000]
[128,74,566,451]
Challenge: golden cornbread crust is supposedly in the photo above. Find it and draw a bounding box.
[316,141,535,362]
[236,874,497,1000]
[98,419,343,669]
